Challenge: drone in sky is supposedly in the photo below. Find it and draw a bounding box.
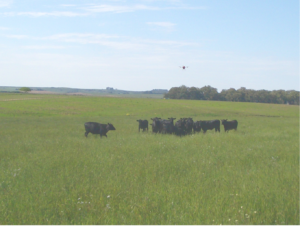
[179,66,188,70]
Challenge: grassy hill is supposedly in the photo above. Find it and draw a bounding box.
[0,86,168,98]
[0,93,298,224]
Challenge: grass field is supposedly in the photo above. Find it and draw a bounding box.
[0,93,299,224]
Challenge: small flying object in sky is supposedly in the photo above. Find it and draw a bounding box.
[179,66,188,69]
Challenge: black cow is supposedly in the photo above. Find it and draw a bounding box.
[84,122,116,138]
[150,117,162,133]
[161,117,176,134]
[185,118,194,134]
[193,121,201,133]
[161,122,173,134]
[221,119,238,132]
[137,119,148,132]
[199,120,220,133]
[174,119,186,136]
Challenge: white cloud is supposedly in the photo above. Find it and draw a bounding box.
[46,33,119,40]
[147,22,175,27]
[60,4,77,7]
[6,34,28,39]
[140,38,197,46]
[0,0,12,7]
[147,22,176,32]
[6,32,198,50]
[84,3,205,13]
[0,2,205,17]
[46,33,150,50]
[2,11,89,17]
[22,45,66,50]
[0,26,9,30]
[84,4,159,13]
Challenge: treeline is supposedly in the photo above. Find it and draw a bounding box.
[143,89,169,94]
[164,86,299,105]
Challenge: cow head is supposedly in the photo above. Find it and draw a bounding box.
[107,123,116,130]
[186,118,193,123]
[221,119,228,125]
[151,117,161,120]
[175,119,184,128]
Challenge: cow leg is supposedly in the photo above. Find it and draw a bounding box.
[85,132,89,137]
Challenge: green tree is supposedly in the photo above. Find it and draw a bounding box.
[200,85,219,100]
[164,85,299,105]
[188,87,204,100]
[19,87,31,93]
[286,90,300,105]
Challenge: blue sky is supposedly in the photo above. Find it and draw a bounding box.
[0,0,298,91]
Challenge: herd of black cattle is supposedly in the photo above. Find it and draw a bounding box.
[84,118,238,138]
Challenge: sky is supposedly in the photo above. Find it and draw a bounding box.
[0,0,299,91]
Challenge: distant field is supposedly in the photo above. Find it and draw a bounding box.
[0,86,165,99]
[0,93,298,224]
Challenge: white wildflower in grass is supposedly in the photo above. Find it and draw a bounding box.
[254,211,257,213]
[228,219,231,221]
[241,206,243,208]
[78,198,81,200]
[106,204,111,209]
[107,195,110,198]
[78,208,81,210]
[236,194,238,196]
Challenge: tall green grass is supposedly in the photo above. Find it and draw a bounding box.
[0,93,298,224]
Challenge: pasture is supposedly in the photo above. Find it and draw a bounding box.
[0,93,299,224]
